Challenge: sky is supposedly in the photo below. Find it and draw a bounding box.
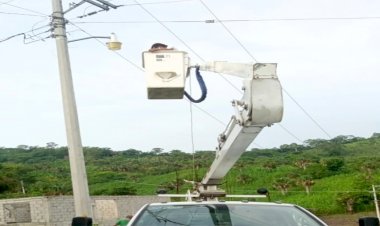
[0,0,379,152]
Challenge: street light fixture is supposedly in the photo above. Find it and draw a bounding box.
[106,33,122,51]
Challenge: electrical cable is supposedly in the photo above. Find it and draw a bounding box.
[0,0,16,6]
[118,0,194,7]
[69,16,380,24]
[0,32,25,43]
[70,0,194,20]
[24,29,52,44]
[29,18,53,42]
[283,89,332,139]
[0,23,51,44]
[277,124,303,143]
[0,11,46,17]
[0,2,49,16]
[188,102,226,126]
[198,0,257,62]
[188,74,197,183]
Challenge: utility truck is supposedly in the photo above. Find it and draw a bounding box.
[127,48,328,226]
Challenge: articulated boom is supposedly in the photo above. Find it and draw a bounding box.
[142,50,283,200]
[198,62,283,199]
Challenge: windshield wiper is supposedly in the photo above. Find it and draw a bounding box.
[146,209,188,225]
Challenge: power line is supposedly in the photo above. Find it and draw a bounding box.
[72,15,380,24]
[119,0,194,7]
[283,88,332,139]
[0,2,49,16]
[0,23,51,44]
[70,0,194,19]
[190,103,226,126]
[277,124,303,143]
[0,11,47,17]
[0,32,25,43]
[198,0,258,62]
[0,0,16,6]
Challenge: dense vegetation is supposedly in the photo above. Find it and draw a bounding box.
[1,134,379,215]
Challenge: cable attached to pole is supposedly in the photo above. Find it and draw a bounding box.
[184,66,207,103]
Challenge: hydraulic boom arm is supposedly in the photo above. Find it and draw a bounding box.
[198,62,283,198]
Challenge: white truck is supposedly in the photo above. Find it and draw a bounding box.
[127,49,328,226]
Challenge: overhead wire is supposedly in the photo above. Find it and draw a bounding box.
[0,32,25,43]
[119,0,194,7]
[0,11,47,17]
[198,0,331,142]
[0,2,51,44]
[198,0,257,62]
[283,89,332,139]
[0,0,17,6]
[69,16,380,24]
[0,1,49,16]
[0,23,51,44]
[187,75,196,182]
[70,0,194,20]
[23,28,52,44]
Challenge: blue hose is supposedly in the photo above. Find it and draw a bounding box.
[184,67,207,103]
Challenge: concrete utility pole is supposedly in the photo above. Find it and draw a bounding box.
[51,0,93,222]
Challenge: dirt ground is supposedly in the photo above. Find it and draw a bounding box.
[319,212,378,226]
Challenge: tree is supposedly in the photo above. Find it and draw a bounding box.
[262,161,277,170]
[360,161,377,181]
[16,145,29,150]
[303,139,328,148]
[273,177,292,196]
[279,143,304,152]
[121,149,142,158]
[46,142,58,149]
[323,158,345,173]
[336,192,372,214]
[294,159,311,170]
[150,148,163,155]
[371,132,380,138]
[298,175,315,195]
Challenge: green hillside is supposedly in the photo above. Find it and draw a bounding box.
[0,134,379,215]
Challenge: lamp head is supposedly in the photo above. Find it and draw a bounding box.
[106,33,122,51]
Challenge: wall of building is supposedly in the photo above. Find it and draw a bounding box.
[0,195,169,226]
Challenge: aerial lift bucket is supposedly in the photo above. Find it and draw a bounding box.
[142,50,189,99]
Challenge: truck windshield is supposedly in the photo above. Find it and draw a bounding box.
[130,203,325,226]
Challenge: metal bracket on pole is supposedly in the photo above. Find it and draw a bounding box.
[83,0,109,10]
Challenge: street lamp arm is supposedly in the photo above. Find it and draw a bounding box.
[68,36,110,43]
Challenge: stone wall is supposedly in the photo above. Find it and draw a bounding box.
[0,195,169,226]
